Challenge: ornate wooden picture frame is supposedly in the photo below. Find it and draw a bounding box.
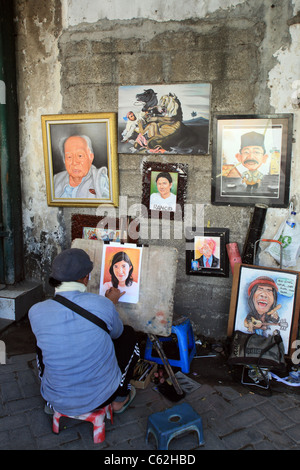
[141,161,188,220]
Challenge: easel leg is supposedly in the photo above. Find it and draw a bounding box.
[148,334,184,396]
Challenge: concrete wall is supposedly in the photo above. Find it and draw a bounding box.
[14,0,300,339]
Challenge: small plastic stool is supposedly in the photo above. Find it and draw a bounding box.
[144,318,196,373]
[146,403,204,450]
[52,404,113,444]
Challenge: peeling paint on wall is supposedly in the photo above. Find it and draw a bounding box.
[66,0,247,25]
[261,18,300,271]
[268,26,300,113]
[15,0,65,286]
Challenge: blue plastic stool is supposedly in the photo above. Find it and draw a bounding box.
[144,318,196,373]
[146,403,204,450]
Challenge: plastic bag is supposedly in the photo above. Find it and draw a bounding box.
[266,203,300,267]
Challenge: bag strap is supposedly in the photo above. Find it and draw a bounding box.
[257,333,283,365]
[256,334,283,388]
[53,294,110,334]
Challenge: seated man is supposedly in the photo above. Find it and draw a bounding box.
[29,248,139,416]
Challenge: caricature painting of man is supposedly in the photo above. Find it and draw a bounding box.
[244,276,281,333]
[233,266,298,354]
[234,132,269,190]
[213,115,293,207]
[219,120,283,198]
[193,236,220,270]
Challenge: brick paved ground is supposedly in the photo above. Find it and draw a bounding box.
[0,353,299,451]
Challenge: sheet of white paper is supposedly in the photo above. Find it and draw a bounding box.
[99,242,143,304]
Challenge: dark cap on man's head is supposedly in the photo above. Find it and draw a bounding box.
[240,132,265,152]
[50,248,93,281]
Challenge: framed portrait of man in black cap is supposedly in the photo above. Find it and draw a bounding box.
[211,114,293,207]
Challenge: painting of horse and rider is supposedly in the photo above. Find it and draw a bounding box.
[118,84,211,155]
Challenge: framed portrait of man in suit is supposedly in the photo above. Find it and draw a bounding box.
[186,227,229,277]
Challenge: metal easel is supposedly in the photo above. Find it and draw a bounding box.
[148,334,184,396]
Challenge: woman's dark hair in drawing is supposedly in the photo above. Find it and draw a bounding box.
[109,251,134,288]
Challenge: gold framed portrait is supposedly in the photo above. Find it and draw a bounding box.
[41,113,119,207]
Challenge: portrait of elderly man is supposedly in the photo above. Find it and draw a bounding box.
[54,135,110,199]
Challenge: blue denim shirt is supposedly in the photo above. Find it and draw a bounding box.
[29,290,123,415]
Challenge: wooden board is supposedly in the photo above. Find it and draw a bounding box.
[72,238,178,336]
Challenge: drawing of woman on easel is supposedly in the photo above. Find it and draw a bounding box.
[101,251,140,304]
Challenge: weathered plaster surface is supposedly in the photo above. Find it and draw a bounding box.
[66,0,246,24]
[15,0,66,283]
[260,9,300,271]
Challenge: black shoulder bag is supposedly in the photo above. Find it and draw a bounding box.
[53,294,110,334]
[228,330,286,370]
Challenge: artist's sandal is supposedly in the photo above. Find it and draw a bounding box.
[114,386,136,414]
